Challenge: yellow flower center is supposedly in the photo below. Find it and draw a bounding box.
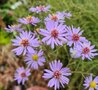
[90,81,96,88]
[32,54,38,61]
[26,16,33,22]
[26,16,32,19]
[11,25,16,28]
[35,28,40,33]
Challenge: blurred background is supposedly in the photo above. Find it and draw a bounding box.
[0,0,98,90]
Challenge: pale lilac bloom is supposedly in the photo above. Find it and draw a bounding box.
[66,26,88,47]
[12,31,39,55]
[76,41,98,60]
[29,5,50,13]
[83,74,98,90]
[64,12,72,19]
[43,60,71,90]
[39,21,67,49]
[45,12,65,23]
[18,16,40,25]
[5,24,23,32]
[24,50,45,70]
[14,67,31,85]
[70,47,81,58]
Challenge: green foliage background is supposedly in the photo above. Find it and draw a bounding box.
[0,0,98,90]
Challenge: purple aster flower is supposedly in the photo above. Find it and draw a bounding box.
[39,21,67,49]
[5,24,23,32]
[70,47,81,58]
[64,12,72,19]
[12,31,39,55]
[14,67,31,85]
[24,50,45,70]
[43,60,71,90]
[66,26,88,47]
[18,16,40,25]
[83,74,98,90]
[29,5,50,13]
[45,12,65,23]
[76,41,98,60]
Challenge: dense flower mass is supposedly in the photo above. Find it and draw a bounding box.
[43,60,71,90]
[29,5,50,13]
[14,67,31,85]
[83,74,98,90]
[18,16,40,25]
[5,3,98,90]
[12,31,39,55]
[66,26,88,47]
[5,24,23,32]
[40,21,67,48]
[24,50,46,69]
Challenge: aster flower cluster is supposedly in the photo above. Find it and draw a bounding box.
[5,4,98,90]
[66,26,98,60]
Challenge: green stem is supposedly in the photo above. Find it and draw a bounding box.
[64,45,70,60]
